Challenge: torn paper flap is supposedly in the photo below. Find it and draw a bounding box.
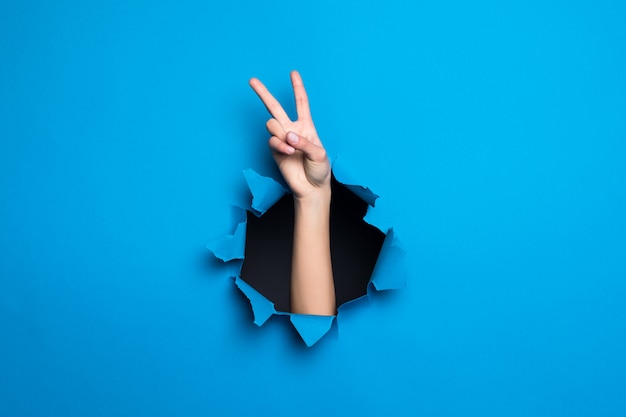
[369,228,408,291]
[331,156,379,207]
[234,276,276,326]
[207,206,247,262]
[290,314,336,347]
[243,168,288,216]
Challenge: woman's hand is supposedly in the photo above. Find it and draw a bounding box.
[249,71,331,201]
[249,70,336,316]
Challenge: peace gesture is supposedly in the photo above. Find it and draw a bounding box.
[249,71,336,316]
[249,71,331,201]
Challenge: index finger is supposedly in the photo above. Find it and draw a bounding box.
[249,77,291,125]
[290,70,311,120]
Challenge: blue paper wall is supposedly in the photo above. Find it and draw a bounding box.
[1,1,625,416]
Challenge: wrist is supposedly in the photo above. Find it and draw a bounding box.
[293,185,331,211]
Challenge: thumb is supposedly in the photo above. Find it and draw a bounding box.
[286,131,327,163]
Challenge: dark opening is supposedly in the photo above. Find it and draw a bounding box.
[241,175,386,313]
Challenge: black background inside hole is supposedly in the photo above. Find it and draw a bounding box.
[241,176,386,313]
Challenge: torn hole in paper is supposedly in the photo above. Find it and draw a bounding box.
[208,161,408,346]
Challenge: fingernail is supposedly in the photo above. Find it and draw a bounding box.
[287,132,299,144]
[286,146,295,154]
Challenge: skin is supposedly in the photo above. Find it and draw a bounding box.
[249,71,336,316]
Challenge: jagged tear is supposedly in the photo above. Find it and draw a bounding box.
[207,163,407,347]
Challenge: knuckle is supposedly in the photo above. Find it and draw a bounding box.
[268,137,279,149]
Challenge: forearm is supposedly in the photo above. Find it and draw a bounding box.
[290,189,336,316]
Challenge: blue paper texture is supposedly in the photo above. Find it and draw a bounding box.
[2,1,626,416]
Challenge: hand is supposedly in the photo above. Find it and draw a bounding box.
[249,71,331,201]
